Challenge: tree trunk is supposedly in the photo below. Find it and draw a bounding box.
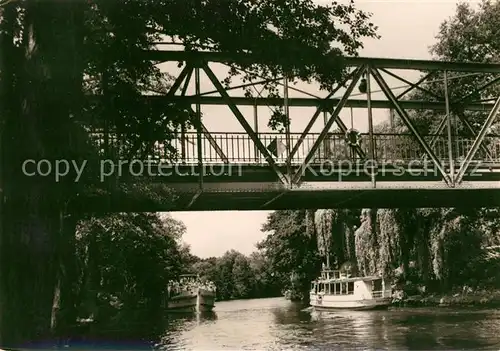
[51,213,79,338]
[0,1,84,347]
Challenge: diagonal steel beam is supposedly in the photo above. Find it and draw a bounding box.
[455,96,500,185]
[425,111,495,162]
[167,64,192,96]
[261,191,288,209]
[288,67,364,161]
[371,68,452,186]
[199,77,281,97]
[396,72,434,99]
[201,122,229,163]
[422,73,498,159]
[452,75,500,104]
[181,67,193,96]
[421,115,447,162]
[187,190,203,209]
[186,106,229,163]
[381,69,442,101]
[201,61,289,186]
[456,112,494,160]
[450,75,500,160]
[291,66,365,184]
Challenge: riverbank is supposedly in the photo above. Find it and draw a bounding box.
[396,289,500,308]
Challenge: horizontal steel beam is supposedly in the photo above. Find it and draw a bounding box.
[87,95,495,111]
[162,180,500,193]
[145,50,500,73]
[73,186,500,212]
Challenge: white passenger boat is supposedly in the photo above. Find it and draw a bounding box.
[166,274,216,312]
[310,268,392,310]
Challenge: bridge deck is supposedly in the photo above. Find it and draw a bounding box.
[76,131,500,211]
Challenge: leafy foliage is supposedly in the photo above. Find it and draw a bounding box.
[257,210,321,299]
[151,0,378,130]
[75,213,185,321]
[0,0,378,345]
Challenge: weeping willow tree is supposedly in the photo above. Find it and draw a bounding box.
[314,209,333,266]
[305,209,316,238]
[313,209,356,269]
[370,207,496,291]
[354,209,379,276]
[271,206,498,296]
[421,209,488,290]
[377,209,418,278]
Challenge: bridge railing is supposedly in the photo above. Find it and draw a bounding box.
[89,131,500,165]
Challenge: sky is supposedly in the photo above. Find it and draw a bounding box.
[167,0,478,258]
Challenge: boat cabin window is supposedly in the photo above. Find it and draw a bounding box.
[324,282,355,295]
[372,279,382,292]
[314,280,355,295]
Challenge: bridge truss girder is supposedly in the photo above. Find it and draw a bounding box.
[88,50,500,210]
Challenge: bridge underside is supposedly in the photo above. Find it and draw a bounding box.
[172,188,500,211]
[78,186,500,212]
[74,165,500,212]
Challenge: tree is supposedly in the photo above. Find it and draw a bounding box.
[189,251,281,301]
[0,0,378,345]
[248,251,282,298]
[75,212,185,323]
[0,1,87,346]
[366,0,500,292]
[258,210,321,300]
[410,1,500,289]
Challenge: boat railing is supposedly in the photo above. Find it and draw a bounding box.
[320,270,352,280]
[372,290,383,298]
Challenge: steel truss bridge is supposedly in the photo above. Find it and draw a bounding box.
[87,50,500,211]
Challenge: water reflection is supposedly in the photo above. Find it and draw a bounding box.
[306,308,500,350]
[31,298,500,350]
[165,311,218,325]
[270,305,390,349]
[308,309,393,349]
[163,298,283,350]
[168,299,500,350]
[394,308,500,350]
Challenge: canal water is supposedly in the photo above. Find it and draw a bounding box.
[31,297,500,350]
[157,297,500,350]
